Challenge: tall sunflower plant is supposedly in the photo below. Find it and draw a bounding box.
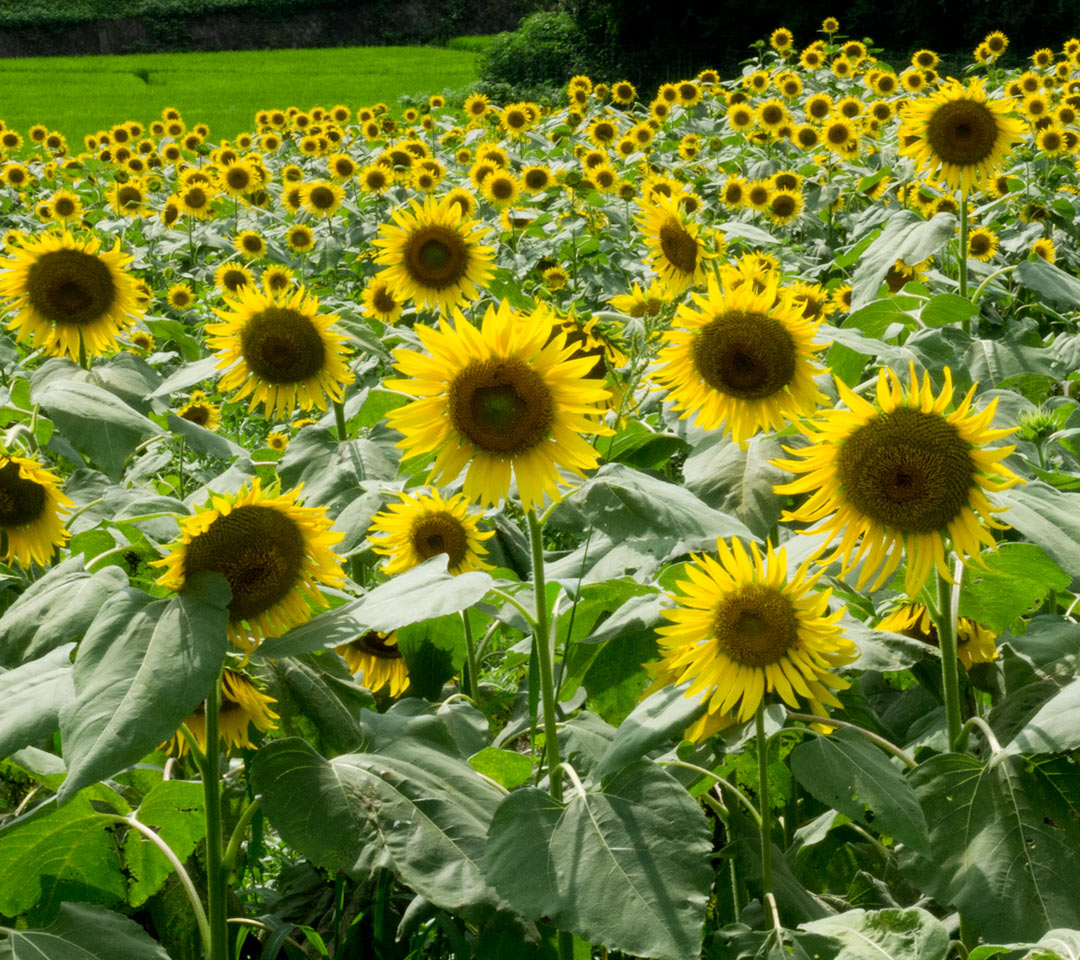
[1,23,1079,960]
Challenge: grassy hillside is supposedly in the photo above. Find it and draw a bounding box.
[0,45,478,144]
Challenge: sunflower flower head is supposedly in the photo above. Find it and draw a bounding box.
[337,631,409,697]
[635,194,712,296]
[648,537,855,736]
[774,364,1023,596]
[876,602,998,670]
[0,452,73,568]
[154,478,345,651]
[385,300,612,511]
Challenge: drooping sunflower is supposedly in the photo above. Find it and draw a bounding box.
[0,230,143,360]
[648,537,855,735]
[372,194,494,314]
[385,300,611,511]
[206,284,353,419]
[154,479,345,650]
[167,668,279,757]
[648,272,827,446]
[369,487,494,576]
[336,631,409,697]
[635,194,711,296]
[875,603,998,670]
[774,365,1022,596]
[0,452,73,568]
[898,78,1026,195]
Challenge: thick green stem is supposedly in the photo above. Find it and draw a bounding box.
[333,399,348,442]
[527,510,562,804]
[461,608,481,703]
[755,704,773,902]
[934,569,964,751]
[202,666,229,960]
[222,798,261,879]
[959,194,970,326]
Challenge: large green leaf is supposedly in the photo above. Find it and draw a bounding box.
[254,556,493,659]
[1016,259,1080,310]
[0,793,128,924]
[789,728,930,856]
[851,211,956,311]
[37,379,163,481]
[800,907,949,960]
[959,544,1070,633]
[251,733,506,918]
[396,613,468,700]
[277,426,397,514]
[123,780,206,908]
[57,573,230,803]
[996,483,1080,578]
[0,644,75,761]
[0,557,127,668]
[900,753,1080,940]
[0,902,171,959]
[962,337,1060,387]
[483,761,712,960]
[1002,675,1080,755]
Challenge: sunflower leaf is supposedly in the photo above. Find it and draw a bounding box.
[0,902,171,960]
[57,572,231,803]
[799,907,950,960]
[851,211,956,312]
[0,643,76,762]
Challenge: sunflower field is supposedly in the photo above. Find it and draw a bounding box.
[4,19,1080,960]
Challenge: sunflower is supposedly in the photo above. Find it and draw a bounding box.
[177,393,221,431]
[261,264,295,296]
[178,183,217,220]
[967,227,999,262]
[0,230,143,360]
[361,276,404,325]
[648,537,855,735]
[635,194,710,296]
[301,180,345,218]
[337,631,409,696]
[0,452,73,568]
[774,364,1022,596]
[767,189,804,225]
[214,262,254,295]
[49,189,82,224]
[234,230,267,260]
[167,282,195,310]
[167,669,279,757]
[369,488,494,577]
[720,175,749,209]
[521,165,552,194]
[385,300,611,511]
[648,272,826,446]
[206,284,353,420]
[875,603,998,670]
[154,479,345,649]
[822,115,858,154]
[1032,237,1056,262]
[480,170,521,208]
[898,78,1026,195]
[609,280,668,319]
[372,194,494,314]
[285,224,315,254]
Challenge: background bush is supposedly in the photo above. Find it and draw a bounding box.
[476,10,589,90]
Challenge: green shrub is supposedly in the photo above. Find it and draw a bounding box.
[477,10,589,89]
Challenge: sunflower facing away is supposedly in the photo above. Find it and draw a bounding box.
[154,478,345,650]
[372,194,494,313]
[369,487,494,576]
[635,194,713,296]
[876,602,998,670]
[0,230,144,360]
[385,300,611,511]
[0,452,73,568]
[898,78,1026,194]
[774,364,1022,596]
[206,284,353,419]
[648,537,855,738]
[337,631,409,697]
[166,668,279,757]
[648,270,827,445]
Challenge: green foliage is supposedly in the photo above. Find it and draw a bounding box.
[477,11,589,90]
[0,902,172,959]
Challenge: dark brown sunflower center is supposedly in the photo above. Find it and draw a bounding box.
[837,407,975,533]
[969,233,992,255]
[826,122,851,145]
[309,186,336,209]
[926,98,1000,166]
[184,188,208,209]
[761,105,784,125]
[183,504,306,621]
[714,584,800,667]
[405,226,469,289]
[724,183,745,203]
[242,236,262,252]
[0,461,46,527]
[239,307,327,384]
[490,177,514,200]
[372,287,397,313]
[26,249,117,326]
[447,357,554,455]
[525,170,548,190]
[658,219,698,275]
[181,403,211,426]
[691,310,796,399]
[797,128,819,147]
[410,511,469,567]
[771,194,797,218]
[350,630,402,659]
[366,171,387,189]
[222,270,248,291]
[289,229,313,248]
[171,290,191,306]
[54,197,76,216]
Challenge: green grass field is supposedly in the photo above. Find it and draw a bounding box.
[0,45,479,145]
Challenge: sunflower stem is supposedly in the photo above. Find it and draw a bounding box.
[526,509,563,805]
[202,665,229,960]
[222,797,261,880]
[333,399,348,442]
[935,567,964,751]
[461,607,481,703]
[755,704,774,904]
[958,194,970,319]
[177,437,186,500]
